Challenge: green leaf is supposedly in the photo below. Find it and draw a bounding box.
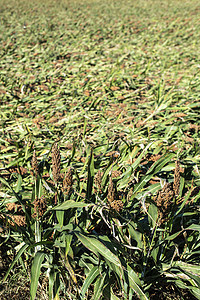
[65,234,73,256]
[52,200,93,210]
[118,143,152,189]
[175,189,192,216]
[190,286,200,300]
[30,252,45,300]
[35,175,43,199]
[166,224,200,241]
[93,273,106,300]
[118,166,133,189]
[173,261,200,276]
[80,266,99,299]
[75,232,122,267]
[148,202,158,228]
[131,143,152,171]
[15,173,22,193]
[132,153,175,196]
[186,224,200,232]
[110,291,121,300]
[49,269,55,300]
[54,272,61,300]
[4,243,30,282]
[165,230,184,241]
[56,210,64,228]
[127,266,148,300]
[175,277,200,299]
[0,177,26,214]
[128,222,143,249]
[146,153,175,176]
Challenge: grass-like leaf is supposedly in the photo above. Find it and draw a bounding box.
[30,252,45,300]
[52,200,93,210]
[75,232,122,267]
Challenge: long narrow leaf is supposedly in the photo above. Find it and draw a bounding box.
[132,153,175,197]
[80,266,99,299]
[75,232,121,267]
[30,252,45,300]
[49,269,55,300]
[118,143,153,189]
[4,243,29,282]
[52,200,93,210]
[93,273,106,300]
[127,266,148,300]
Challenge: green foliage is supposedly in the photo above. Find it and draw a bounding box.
[0,0,200,299]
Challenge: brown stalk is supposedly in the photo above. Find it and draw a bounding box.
[173,160,180,197]
[94,170,103,192]
[62,168,73,196]
[107,177,115,203]
[31,150,38,178]
[52,143,61,183]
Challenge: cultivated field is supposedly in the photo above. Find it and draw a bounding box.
[0,0,200,299]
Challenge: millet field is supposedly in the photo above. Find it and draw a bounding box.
[0,0,200,299]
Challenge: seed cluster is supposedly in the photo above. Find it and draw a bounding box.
[107,177,115,203]
[173,160,180,197]
[111,170,122,178]
[94,170,103,192]
[107,176,123,212]
[154,182,175,225]
[154,160,181,225]
[52,143,61,183]
[110,200,123,212]
[32,195,47,218]
[0,202,26,227]
[31,150,39,178]
[62,168,73,196]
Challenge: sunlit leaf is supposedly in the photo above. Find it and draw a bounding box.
[30,252,45,300]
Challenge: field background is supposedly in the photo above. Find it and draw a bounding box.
[0,0,200,299]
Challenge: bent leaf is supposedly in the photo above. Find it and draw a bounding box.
[75,232,121,267]
[4,243,29,282]
[80,266,99,299]
[127,266,148,300]
[52,200,93,210]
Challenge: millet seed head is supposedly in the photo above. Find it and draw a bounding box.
[173,160,180,197]
[32,195,47,218]
[31,150,39,178]
[110,200,123,212]
[107,176,115,203]
[154,182,175,225]
[62,168,73,196]
[52,143,61,183]
[94,170,103,192]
